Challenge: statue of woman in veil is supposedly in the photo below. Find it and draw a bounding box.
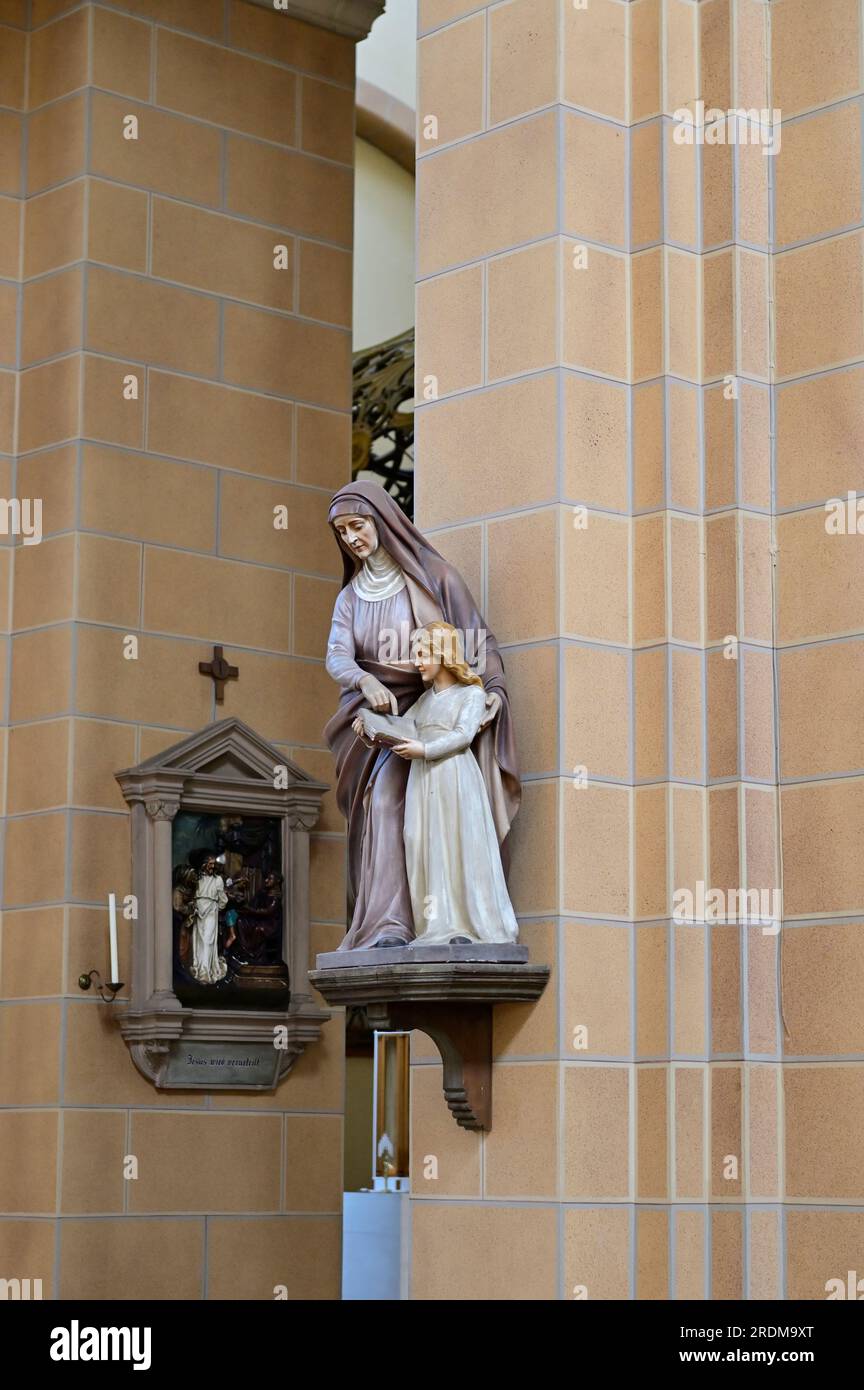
[324,481,520,950]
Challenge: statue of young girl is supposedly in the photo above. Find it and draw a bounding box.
[352,622,518,947]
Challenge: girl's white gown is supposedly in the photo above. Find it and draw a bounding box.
[363,683,518,945]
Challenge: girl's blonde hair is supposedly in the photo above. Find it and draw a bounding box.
[418,622,483,687]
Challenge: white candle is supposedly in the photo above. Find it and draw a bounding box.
[108,893,119,984]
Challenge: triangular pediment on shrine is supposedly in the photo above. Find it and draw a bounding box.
[116,717,328,820]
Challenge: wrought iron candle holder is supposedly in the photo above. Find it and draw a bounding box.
[78,970,124,1003]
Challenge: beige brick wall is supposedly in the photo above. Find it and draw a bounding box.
[3,0,862,1306]
[411,0,864,1301]
[770,0,864,1302]
[0,0,352,1299]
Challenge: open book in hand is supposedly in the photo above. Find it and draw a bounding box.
[360,710,418,748]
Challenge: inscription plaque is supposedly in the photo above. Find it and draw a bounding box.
[163,1039,281,1090]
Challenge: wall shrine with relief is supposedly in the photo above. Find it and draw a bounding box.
[114,717,329,1091]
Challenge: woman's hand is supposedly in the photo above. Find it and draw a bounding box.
[478,689,502,731]
[359,673,398,713]
[393,739,425,761]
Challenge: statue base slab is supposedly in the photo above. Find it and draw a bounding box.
[314,942,528,969]
[309,954,549,1131]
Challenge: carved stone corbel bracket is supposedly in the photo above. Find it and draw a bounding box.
[245,0,386,42]
[309,952,550,1131]
[127,1038,175,1088]
[366,999,493,1130]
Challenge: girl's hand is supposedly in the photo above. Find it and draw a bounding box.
[351,716,366,736]
[393,739,425,761]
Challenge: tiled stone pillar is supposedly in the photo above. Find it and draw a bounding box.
[662,0,779,1302]
[663,0,864,1303]
[412,0,659,1302]
[769,0,864,1302]
[411,0,864,1303]
[0,0,375,1301]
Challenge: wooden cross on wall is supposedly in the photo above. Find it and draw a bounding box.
[199,646,239,703]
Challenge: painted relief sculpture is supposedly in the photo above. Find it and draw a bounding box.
[171,812,288,1007]
[324,481,520,951]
